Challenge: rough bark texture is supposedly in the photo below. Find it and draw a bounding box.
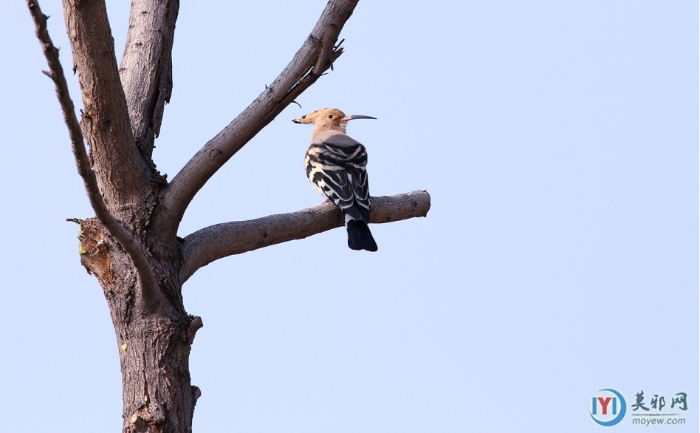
[119,0,179,159]
[76,218,197,433]
[63,0,154,221]
[28,0,431,431]
[181,191,431,282]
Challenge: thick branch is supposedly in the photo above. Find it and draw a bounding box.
[157,0,359,240]
[27,0,159,309]
[62,0,152,220]
[181,190,431,282]
[119,0,179,158]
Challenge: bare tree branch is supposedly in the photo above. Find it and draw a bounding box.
[28,0,160,311]
[62,0,153,221]
[157,0,359,240]
[119,0,179,159]
[180,190,431,282]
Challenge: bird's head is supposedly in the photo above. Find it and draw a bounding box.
[292,108,375,136]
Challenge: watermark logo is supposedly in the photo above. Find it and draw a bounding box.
[590,389,627,427]
[590,389,688,427]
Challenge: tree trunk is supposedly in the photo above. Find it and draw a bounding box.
[77,218,200,432]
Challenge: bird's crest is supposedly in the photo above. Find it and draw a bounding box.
[292,108,375,138]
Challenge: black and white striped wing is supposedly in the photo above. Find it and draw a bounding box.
[305,134,371,223]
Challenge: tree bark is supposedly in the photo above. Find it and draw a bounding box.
[60,2,198,431]
[76,219,198,433]
[119,0,179,159]
[62,0,154,223]
[181,191,431,283]
[28,0,430,431]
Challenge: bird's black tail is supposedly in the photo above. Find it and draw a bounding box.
[346,220,378,252]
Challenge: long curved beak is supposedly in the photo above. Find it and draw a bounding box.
[341,115,377,121]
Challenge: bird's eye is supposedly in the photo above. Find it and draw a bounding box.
[327,114,333,119]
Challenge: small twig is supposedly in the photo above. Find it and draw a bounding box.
[27,0,160,312]
[329,38,345,71]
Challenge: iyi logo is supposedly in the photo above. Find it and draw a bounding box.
[590,389,627,427]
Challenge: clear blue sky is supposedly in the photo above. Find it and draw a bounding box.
[1,1,697,432]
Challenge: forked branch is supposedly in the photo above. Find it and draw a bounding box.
[158,0,359,239]
[181,190,431,282]
[62,0,152,211]
[27,0,159,309]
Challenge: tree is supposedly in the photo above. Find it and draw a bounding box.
[27,0,430,431]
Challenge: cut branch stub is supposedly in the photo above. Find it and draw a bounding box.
[186,316,203,344]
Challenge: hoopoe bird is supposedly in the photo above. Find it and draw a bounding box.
[293,108,378,251]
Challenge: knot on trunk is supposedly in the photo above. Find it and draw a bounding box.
[128,405,165,433]
[71,217,114,285]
